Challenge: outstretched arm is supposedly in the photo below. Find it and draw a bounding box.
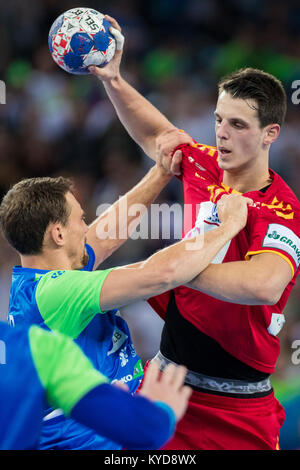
[100,195,253,310]
[89,16,194,162]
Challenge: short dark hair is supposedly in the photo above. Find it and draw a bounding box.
[0,176,74,255]
[218,67,287,127]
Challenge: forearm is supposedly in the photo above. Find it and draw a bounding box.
[144,223,239,289]
[100,222,241,310]
[103,75,175,160]
[186,258,279,305]
[88,165,172,266]
[71,383,175,450]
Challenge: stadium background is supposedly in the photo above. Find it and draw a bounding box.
[0,0,299,449]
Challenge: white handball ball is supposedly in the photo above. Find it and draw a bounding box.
[48,7,116,75]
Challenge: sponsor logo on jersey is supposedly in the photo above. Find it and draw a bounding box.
[133,359,143,378]
[195,201,220,227]
[119,347,129,367]
[111,360,143,385]
[50,270,66,279]
[107,327,128,356]
[185,201,231,264]
[263,224,300,267]
[267,313,285,336]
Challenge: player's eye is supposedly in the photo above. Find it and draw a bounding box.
[232,121,244,129]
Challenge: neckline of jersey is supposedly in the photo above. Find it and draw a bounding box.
[219,168,277,196]
[13,266,50,274]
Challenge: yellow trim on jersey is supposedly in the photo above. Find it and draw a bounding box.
[194,143,216,149]
[261,196,294,220]
[245,249,295,277]
[221,182,242,195]
[194,143,218,156]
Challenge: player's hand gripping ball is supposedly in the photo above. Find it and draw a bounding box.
[48,7,116,74]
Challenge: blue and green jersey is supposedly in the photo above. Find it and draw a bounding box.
[0,322,107,449]
[0,322,175,450]
[8,244,144,450]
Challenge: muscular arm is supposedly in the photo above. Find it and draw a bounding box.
[89,17,193,162]
[186,252,293,305]
[86,165,172,268]
[100,218,244,311]
[103,75,175,161]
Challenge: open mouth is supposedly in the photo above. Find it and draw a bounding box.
[218,147,232,157]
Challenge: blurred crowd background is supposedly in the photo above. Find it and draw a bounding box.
[0,0,299,447]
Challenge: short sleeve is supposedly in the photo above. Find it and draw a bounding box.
[179,143,220,184]
[245,206,300,277]
[35,268,114,338]
[28,325,108,416]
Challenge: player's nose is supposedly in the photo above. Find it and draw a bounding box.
[216,120,230,140]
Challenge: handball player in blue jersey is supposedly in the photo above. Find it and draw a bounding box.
[0,167,250,449]
[0,321,192,450]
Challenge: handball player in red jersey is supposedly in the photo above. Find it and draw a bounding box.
[90,16,300,450]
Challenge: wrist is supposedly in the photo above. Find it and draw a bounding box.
[102,71,122,86]
[219,219,242,238]
[151,165,173,183]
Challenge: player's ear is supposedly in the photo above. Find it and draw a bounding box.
[48,223,66,247]
[263,124,280,146]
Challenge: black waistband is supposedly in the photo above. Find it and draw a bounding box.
[153,351,272,399]
[160,292,270,384]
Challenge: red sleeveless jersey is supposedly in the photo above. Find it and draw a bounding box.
[149,143,300,374]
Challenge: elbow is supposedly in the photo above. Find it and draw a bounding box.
[152,262,179,294]
[253,281,282,305]
[256,293,280,306]
[159,264,178,291]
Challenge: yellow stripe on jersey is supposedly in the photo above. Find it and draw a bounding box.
[221,182,242,195]
[207,184,227,202]
[207,183,241,203]
[261,197,294,220]
[245,250,295,277]
[194,143,218,157]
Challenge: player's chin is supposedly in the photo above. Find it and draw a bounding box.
[81,252,89,268]
[218,158,232,170]
[218,153,238,171]
[73,252,88,270]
